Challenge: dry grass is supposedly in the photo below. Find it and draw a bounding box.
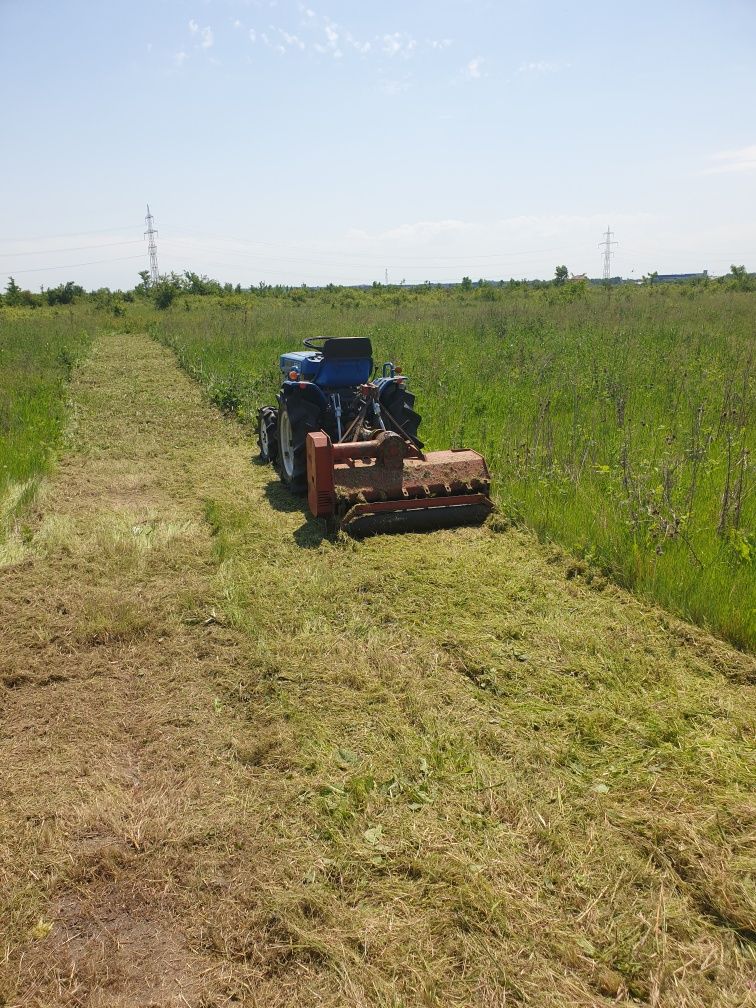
[0,333,753,1007]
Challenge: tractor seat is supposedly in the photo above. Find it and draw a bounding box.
[321,337,373,359]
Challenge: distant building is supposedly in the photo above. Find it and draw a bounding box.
[652,271,708,283]
[569,273,588,282]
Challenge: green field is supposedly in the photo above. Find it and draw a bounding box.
[0,306,94,533]
[149,283,754,650]
[1,285,753,650]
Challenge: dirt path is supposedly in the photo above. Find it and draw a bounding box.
[1,333,753,1008]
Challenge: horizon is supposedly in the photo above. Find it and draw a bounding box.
[5,261,736,297]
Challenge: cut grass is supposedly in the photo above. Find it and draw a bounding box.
[1,332,752,1007]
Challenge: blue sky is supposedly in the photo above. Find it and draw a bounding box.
[1,0,755,288]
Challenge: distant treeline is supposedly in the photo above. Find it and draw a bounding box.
[2,263,754,311]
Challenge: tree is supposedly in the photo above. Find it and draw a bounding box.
[728,264,752,291]
[46,281,84,305]
[5,277,22,305]
[135,270,151,294]
[554,265,569,286]
[461,276,472,290]
[153,280,177,309]
[4,276,39,307]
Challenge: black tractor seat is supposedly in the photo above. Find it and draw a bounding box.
[320,337,373,359]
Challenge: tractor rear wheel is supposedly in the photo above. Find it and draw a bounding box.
[380,383,422,444]
[257,406,278,464]
[276,402,308,494]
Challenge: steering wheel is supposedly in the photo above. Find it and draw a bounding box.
[302,336,330,350]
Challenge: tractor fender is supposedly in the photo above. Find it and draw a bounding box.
[280,380,329,411]
[278,381,326,439]
[374,376,401,397]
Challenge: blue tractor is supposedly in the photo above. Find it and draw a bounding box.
[257,336,491,536]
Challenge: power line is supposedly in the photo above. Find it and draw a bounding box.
[10,254,146,275]
[167,228,576,264]
[0,240,143,259]
[162,236,576,269]
[160,251,550,283]
[1,225,137,244]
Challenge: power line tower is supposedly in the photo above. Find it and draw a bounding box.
[144,204,159,285]
[599,225,618,281]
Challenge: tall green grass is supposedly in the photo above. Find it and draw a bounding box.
[0,305,94,526]
[151,284,754,650]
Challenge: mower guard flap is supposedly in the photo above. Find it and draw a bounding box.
[341,494,493,538]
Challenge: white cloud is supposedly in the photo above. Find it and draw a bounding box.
[350,219,469,244]
[347,214,662,250]
[174,50,188,67]
[259,30,285,54]
[254,14,446,64]
[518,60,567,74]
[382,32,416,58]
[466,58,482,79]
[705,144,756,175]
[383,33,401,56]
[244,15,446,65]
[280,29,305,50]
[188,19,213,49]
[320,22,343,58]
[233,19,242,29]
[345,31,371,54]
[189,19,213,48]
[379,77,410,96]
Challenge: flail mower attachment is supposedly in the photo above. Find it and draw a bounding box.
[306,429,492,537]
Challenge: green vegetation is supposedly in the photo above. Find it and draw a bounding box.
[0,303,94,533]
[148,283,754,650]
[1,274,752,649]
